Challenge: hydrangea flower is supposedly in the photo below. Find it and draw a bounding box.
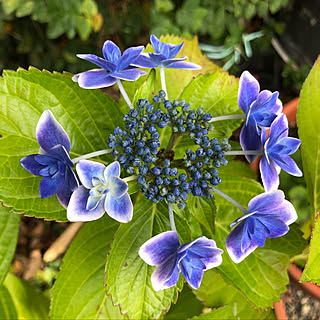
[226,191,297,263]
[20,110,79,208]
[260,113,302,191]
[72,41,147,89]
[67,160,133,223]
[139,231,223,291]
[132,34,201,70]
[238,71,282,162]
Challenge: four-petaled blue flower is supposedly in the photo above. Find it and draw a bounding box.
[238,71,282,162]
[132,34,201,70]
[139,231,223,291]
[20,110,79,208]
[226,191,297,263]
[67,160,133,223]
[260,113,302,192]
[72,41,147,89]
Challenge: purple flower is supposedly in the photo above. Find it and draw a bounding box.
[20,110,79,208]
[67,160,133,223]
[72,40,147,89]
[132,34,201,70]
[238,71,282,162]
[139,231,223,291]
[260,113,302,192]
[226,191,297,263]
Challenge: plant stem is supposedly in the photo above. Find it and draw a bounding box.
[123,175,138,182]
[72,149,112,164]
[159,65,167,99]
[211,186,248,214]
[116,79,133,109]
[165,132,179,153]
[209,114,246,123]
[168,202,176,232]
[224,150,263,156]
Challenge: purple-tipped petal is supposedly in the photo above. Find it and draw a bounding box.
[109,176,128,198]
[139,231,180,266]
[131,55,158,68]
[167,42,184,59]
[20,155,46,176]
[238,71,260,114]
[77,70,117,89]
[102,40,121,63]
[117,46,145,70]
[226,222,258,263]
[260,156,280,192]
[104,192,133,223]
[36,110,71,153]
[248,190,285,212]
[271,154,303,176]
[39,174,64,198]
[164,61,202,70]
[111,69,147,81]
[67,186,105,222]
[47,145,73,167]
[180,258,205,290]
[56,167,79,208]
[104,161,120,180]
[76,160,105,189]
[76,54,116,72]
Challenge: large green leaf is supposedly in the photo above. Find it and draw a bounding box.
[194,270,275,319]
[3,273,49,319]
[105,198,191,320]
[0,284,17,320]
[0,206,20,285]
[297,55,320,219]
[50,216,125,320]
[0,67,123,221]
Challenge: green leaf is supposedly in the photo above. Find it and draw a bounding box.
[1,0,20,15]
[50,216,125,319]
[214,174,291,308]
[3,273,49,319]
[0,284,17,320]
[132,69,156,106]
[188,196,215,237]
[105,198,191,320]
[76,16,92,40]
[301,213,320,283]
[219,161,257,180]
[0,67,123,221]
[193,270,275,319]
[297,56,320,219]
[0,206,20,285]
[180,71,241,139]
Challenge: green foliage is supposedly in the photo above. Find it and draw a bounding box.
[50,216,125,319]
[0,285,17,320]
[0,67,122,221]
[0,206,20,285]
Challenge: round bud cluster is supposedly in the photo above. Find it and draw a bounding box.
[107,91,231,209]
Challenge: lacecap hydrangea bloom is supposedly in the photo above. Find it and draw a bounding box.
[20,110,78,207]
[139,231,223,290]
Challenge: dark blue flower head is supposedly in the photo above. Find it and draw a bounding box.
[20,110,79,207]
[139,231,223,291]
[226,191,297,263]
[67,160,133,223]
[72,40,147,89]
[132,34,201,70]
[260,113,302,192]
[238,71,282,162]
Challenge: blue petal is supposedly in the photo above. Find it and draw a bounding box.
[248,190,285,213]
[164,61,202,70]
[117,46,145,71]
[39,173,65,198]
[67,186,105,222]
[259,156,280,192]
[104,161,120,180]
[226,222,258,263]
[77,70,117,89]
[76,160,105,189]
[104,192,133,223]
[268,114,288,147]
[272,137,301,155]
[76,54,116,72]
[111,69,147,81]
[238,71,260,114]
[161,56,187,66]
[271,154,303,176]
[255,216,289,239]
[46,145,73,167]
[167,42,184,59]
[36,110,71,153]
[139,231,180,266]
[86,195,103,211]
[249,218,269,247]
[34,154,57,166]
[102,40,121,64]
[180,258,205,290]
[131,55,158,68]
[109,176,128,198]
[20,155,46,176]
[149,53,168,65]
[151,254,179,291]
[150,34,164,54]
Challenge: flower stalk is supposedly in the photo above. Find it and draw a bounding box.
[72,149,113,164]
